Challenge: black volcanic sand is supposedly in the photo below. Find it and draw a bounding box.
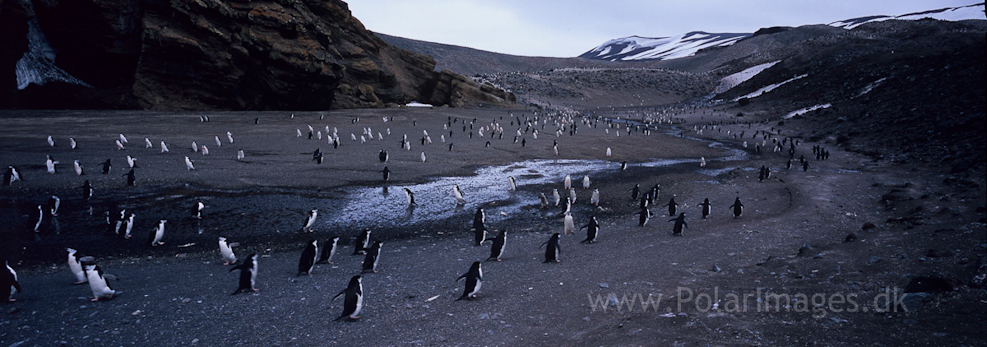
[0,107,984,346]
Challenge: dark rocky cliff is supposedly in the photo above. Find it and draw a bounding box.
[0,0,513,110]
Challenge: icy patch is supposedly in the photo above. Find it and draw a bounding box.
[15,7,90,90]
[830,3,986,29]
[714,61,781,94]
[734,74,807,100]
[784,104,831,119]
[406,102,433,108]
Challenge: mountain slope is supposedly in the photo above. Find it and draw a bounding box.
[830,3,985,29]
[578,32,750,62]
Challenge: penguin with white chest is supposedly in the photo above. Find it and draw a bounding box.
[669,212,687,236]
[84,261,119,301]
[66,248,89,284]
[580,216,601,243]
[353,229,372,255]
[230,253,259,295]
[729,197,744,218]
[301,209,318,232]
[1,256,22,302]
[218,237,238,265]
[456,261,483,301]
[148,219,166,246]
[332,275,363,321]
[297,239,318,276]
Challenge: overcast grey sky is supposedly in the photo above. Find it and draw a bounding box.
[345,0,980,57]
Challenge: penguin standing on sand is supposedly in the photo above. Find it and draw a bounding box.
[160,141,169,153]
[541,233,561,263]
[381,167,390,181]
[669,212,687,236]
[456,262,483,301]
[665,196,678,216]
[563,175,571,189]
[84,261,119,301]
[317,237,340,264]
[73,160,84,176]
[46,155,57,174]
[590,189,600,206]
[631,184,640,201]
[219,237,238,265]
[486,229,507,261]
[184,156,195,171]
[297,239,318,276]
[67,248,88,284]
[539,193,549,208]
[149,220,166,246]
[698,198,712,219]
[580,216,601,243]
[353,229,372,255]
[361,241,382,273]
[563,213,575,235]
[123,169,136,186]
[301,209,318,232]
[332,275,363,321]
[552,189,561,207]
[507,176,517,192]
[473,223,487,246]
[582,175,591,189]
[100,159,111,174]
[730,197,744,218]
[378,150,388,163]
[1,256,21,302]
[473,208,485,231]
[230,253,259,295]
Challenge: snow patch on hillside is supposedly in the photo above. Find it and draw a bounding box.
[714,61,781,94]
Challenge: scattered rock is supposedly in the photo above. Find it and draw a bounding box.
[869,256,882,264]
[901,292,935,312]
[861,222,876,230]
[904,275,959,293]
[844,233,858,242]
[797,244,813,256]
[711,264,722,273]
[598,283,609,288]
[925,249,954,258]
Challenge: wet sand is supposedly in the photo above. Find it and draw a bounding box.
[0,107,984,345]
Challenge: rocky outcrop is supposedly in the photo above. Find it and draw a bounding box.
[4,0,512,110]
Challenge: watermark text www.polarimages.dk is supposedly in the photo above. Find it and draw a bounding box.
[588,287,910,319]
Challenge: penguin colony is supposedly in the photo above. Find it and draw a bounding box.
[0,109,818,322]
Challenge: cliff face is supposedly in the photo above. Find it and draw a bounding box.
[3,0,513,110]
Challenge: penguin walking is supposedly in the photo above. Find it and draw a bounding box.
[1,256,21,302]
[69,137,77,149]
[472,223,487,246]
[361,241,382,273]
[453,185,466,205]
[563,174,571,189]
[473,208,486,230]
[126,155,138,168]
[301,209,318,232]
[353,229,372,255]
[552,189,561,207]
[100,159,112,174]
[73,160,84,176]
[160,141,169,153]
[631,184,640,201]
[698,198,712,219]
[230,253,259,295]
[332,275,363,321]
[236,149,245,161]
[219,237,239,265]
[582,175,591,189]
[580,216,600,243]
[381,166,390,181]
[317,237,340,264]
[590,189,600,206]
[538,193,549,208]
[297,239,318,276]
[456,262,483,301]
[67,248,88,284]
[486,229,507,261]
[192,201,205,219]
[81,180,94,201]
[403,188,416,206]
[730,197,744,218]
[145,138,153,149]
[149,220,166,246]
[700,157,707,168]
[665,196,678,216]
[48,195,60,216]
[378,150,388,163]
[637,207,652,227]
[123,169,136,186]
[47,135,55,147]
[123,213,136,239]
[46,155,57,174]
[669,212,687,236]
[84,261,119,301]
[563,213,575,235]
[541,233,561,263]
[33,205,43,232]
[507,176,517,192]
